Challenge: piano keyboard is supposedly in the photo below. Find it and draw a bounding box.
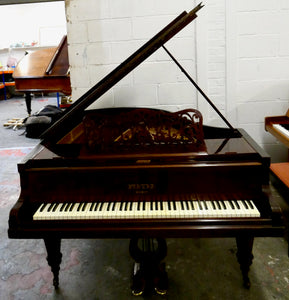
[33,199,260,220]
[272,124,289,139]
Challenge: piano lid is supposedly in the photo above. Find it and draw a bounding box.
[40,3,204,148]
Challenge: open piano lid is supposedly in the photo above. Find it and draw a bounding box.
[39,3,257,161]
[40,4,204,150]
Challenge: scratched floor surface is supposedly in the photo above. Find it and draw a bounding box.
[0,97,289,300]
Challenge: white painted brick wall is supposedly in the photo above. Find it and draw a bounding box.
[65,0,289,162]
[66,0,199,112]
[233,1,289,161]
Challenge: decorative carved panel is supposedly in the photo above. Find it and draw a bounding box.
[83,108,206,153]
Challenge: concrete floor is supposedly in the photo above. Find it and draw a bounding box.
[1,96,289,299]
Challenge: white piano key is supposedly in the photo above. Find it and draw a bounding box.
[231,200,242,217]
[273,124,289,139]
[205,201,215,218]
[245,200,260,217]
[33,203,47,220]
[85,203,95,219]
[52,203,63,220]
[42,203,54,220]
[162,201,169,218]
[223,200,234,217]
[33,197,261,221]
[236,200,250,217]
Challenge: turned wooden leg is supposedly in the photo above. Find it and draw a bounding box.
[24,92,32,115]
[236,235,254,289]
[44,238,62,289]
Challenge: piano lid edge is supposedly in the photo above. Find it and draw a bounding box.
[39,4,204,144]
[17,143,61,171]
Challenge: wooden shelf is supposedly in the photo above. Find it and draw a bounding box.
[4,82,15,87]
[0,68,15,99]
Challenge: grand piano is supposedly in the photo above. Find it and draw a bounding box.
[265,109,289,148]
[8,3,285,296]
[13,35,71,115]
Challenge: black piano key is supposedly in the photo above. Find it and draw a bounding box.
[228,200,235,209]
[60,203,66,211]
[82,203,88,211]
[93,203,98,211]
[160,201,163,210]
[69,203,75,212]
[218,200,225,210]
[281,123,289,130]
[96,202,101,211]
[99,202,104,211]
[52,203,59,212]
[129,202,133,211]
[243,200,249,209]
[168,201,171,210]
[120,202,124,211]
[39,203,47,212]
[64,203,71,212]
[190,201,195,210]
[233,200,240,209]
[173,201,177,210]
[89,203,95,211]
[246,200,254,209]
[77,203,83,211]
[107,202,112,211]
[180,201,185,210]
[203,200,208,210]
[47,203,55,212]
[211,201,216,210]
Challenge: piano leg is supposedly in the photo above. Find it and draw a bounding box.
[236,235,254,289]
[44,238,62,289]
[129,238,168,296]
[24,92,32,115]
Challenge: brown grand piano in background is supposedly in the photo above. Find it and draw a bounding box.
[8,4,286,296]
[265,110,289,216]
[265,109,289,148]
[13,35,71,115]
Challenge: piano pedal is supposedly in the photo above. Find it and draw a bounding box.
[131,262,145,296]
[153,262,168,296]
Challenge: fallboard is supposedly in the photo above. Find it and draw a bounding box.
[24,161,263,203]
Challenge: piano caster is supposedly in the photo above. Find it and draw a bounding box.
[129,238,168,296]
